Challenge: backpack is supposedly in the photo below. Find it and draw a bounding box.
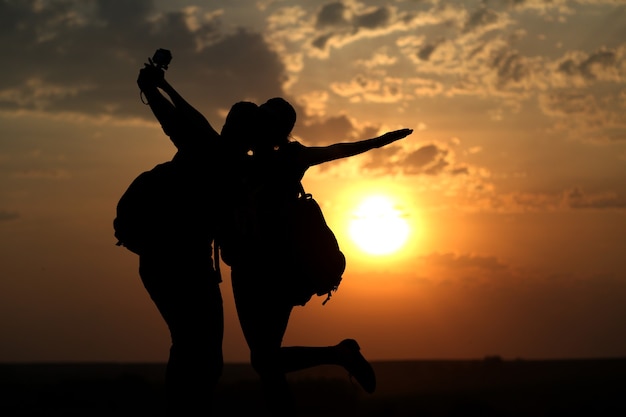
[114,161,222,277]
[114,163,173,255]
[285,182,346,306]
[221,177,345,306]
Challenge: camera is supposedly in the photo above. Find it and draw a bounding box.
[151,48,172,70]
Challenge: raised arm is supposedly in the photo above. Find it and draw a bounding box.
[137,65,177,137]
[137,64,219,150]
[299,128,413,167]
[158,78,218,138]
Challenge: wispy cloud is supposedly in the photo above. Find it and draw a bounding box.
[12,169,71,180]
[564,187,626,210]
[0,209,19,222]
[420,252,509,272]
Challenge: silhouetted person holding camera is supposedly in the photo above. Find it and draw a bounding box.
[131,55,257,416]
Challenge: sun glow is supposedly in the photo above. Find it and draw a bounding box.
[349,195,410,256]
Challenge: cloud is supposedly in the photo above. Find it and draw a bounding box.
[507,0,578,18]
[531,45,626,142]
[330,74,381,98]
[355,6,392,29]
[0,0,287,124]
[95,0,154,28]
[396,5,623,95]
[359,144,405,174]
[421,252,509,272]
[330,74,408,103]
[458,185,626,214]
[295,90,329,118]
[315,2,349,29]
[356,139,477,179]
[395,10,626,142]
[539,91,599,117]
[307,2,415,58]
[462,5,511,37]
[295,114,357,145]
[314,2,393,32]
[259,0,626,142]
[564,187,626,210]
[0,210,19,222]
[354,48,398,68]
[408,77,445,97]
[538,90,626,143]
[552,47,625,87]
[12,169,71,180]
[487,48,537,91]
[397,19,540,99]
[188,29,286,105]
[0,78,95,110]
[417,42,438,61]
[404,144,449,175]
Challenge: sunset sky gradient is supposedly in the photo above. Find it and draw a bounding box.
[1,0,625,363]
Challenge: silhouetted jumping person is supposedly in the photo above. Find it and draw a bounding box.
[223,96,413,416]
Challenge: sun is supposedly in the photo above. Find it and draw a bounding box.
[348,195,410,256]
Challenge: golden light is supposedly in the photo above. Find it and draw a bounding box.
[348,195,410,256]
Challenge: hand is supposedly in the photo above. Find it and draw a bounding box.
[137,61,165,90]
[377,128,413,146]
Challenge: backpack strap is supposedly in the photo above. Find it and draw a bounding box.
[298,181,312,200]
[213,241,222,283]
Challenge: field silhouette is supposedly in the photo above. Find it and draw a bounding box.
[1,358,625,416]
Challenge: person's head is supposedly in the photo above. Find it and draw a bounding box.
[221,101,259,153]
[257,97,296,151]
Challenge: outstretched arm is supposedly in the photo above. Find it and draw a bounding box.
[300,128,413,167]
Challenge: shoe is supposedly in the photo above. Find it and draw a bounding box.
[337,339,376,393]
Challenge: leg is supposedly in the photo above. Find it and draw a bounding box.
[164,283,224,415]
[279,342,376,393]
[232,266,296,417]
[140,256,224,416]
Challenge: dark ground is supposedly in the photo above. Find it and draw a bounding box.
[1,358,625,416]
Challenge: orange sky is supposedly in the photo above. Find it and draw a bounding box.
[1,0,625,363]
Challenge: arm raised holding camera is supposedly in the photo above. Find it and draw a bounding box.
[137,52,219,153]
